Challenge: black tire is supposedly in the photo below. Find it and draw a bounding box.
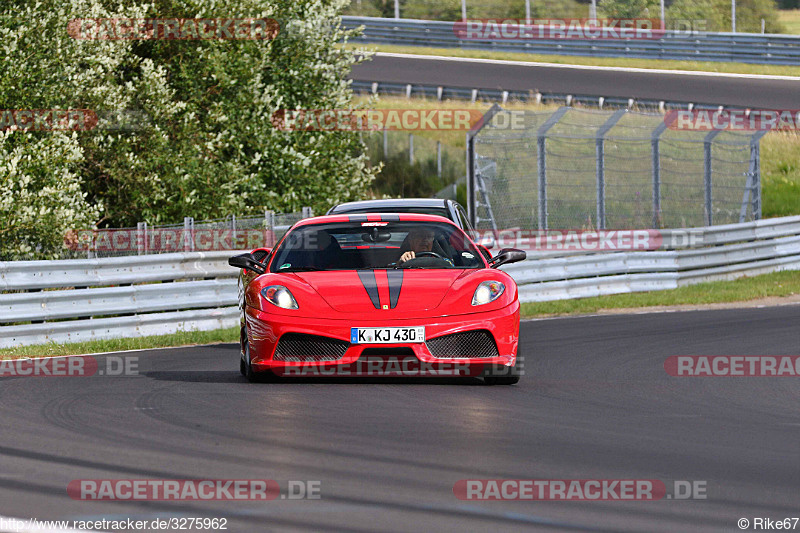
[484,353,523,386]
[243,339,278,383]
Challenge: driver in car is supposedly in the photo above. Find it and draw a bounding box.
[398,227,454,266]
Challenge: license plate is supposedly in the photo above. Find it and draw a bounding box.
[351,327,425,344]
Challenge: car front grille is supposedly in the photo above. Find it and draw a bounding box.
[426,330,499,359]
[273,333,349,362]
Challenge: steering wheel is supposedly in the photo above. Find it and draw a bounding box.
[413,251,445,260]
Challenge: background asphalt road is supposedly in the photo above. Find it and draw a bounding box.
[350,54,800,109]
[1,306,799,532]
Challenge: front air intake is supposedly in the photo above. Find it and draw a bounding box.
[274,333,349,362]
[426,330,499,359]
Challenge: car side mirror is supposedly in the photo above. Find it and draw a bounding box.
[228,253,266,275]
[251,247,272,262]
[489,248,526,269]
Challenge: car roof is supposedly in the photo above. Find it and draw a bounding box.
[327,198,449,213]
[294,213,459,228]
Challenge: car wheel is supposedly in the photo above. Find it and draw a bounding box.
[243,337,277,383]
[484,353,523,386]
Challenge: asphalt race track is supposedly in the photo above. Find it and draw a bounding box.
[350,53,800,109]
[1,306,799,532]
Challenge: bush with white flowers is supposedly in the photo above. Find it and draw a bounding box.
[0,0,377,258]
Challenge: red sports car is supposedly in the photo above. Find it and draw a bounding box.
[228,214,526,384]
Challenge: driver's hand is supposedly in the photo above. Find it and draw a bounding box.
[399,251,415,264]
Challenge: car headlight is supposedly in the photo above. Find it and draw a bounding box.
[472,281,505,306]
[261,285,299,309]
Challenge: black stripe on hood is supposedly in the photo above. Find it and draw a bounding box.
[387,269,403,309]
[357,270,381,309]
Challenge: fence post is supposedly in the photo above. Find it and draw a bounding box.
[86,231,94,259]
[466,133,475,225]
[754,141,762,220]
[596,109,627,230]
[383,129,388,157]
[465,103,504,228]
[231,214,237,246]
[744,130,768,221]
[265,210,276,247]
[137,222,148,255]
[409,133,414,165]
[436,141,442,178]
[183,217,193,252]
[703,129,723,226]
[302,206,314,219]
[651,118,671,228]
[536,107,570,230]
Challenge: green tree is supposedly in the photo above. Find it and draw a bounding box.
[599,0,660,18]
[83,0,378,224]
[1,0,378,260]
[0,0,146,258]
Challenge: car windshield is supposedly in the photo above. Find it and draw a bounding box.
[269,221,484,272]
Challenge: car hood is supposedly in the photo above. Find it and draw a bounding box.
[293,269,470,315]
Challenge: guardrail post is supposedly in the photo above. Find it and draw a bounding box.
[536,107,570,230]
[651,117,672,228]
[596,109,627,230]
[703,129,723,226]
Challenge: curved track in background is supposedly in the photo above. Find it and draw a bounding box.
[1,306,799,531]
[350,53,800,109]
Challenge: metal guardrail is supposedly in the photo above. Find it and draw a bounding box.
[0,252,236,291]
[351,80,730,112]
[2,216,800,347]
[344,16,800,66]
[0,252,242,348]
[1,308,239,349]
[505,215,800,301]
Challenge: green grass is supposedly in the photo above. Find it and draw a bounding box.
[521,269,800,317]
[349,43,800,77]
[761,132,800,218]
[779,9,800,35]
[0,327,239,360]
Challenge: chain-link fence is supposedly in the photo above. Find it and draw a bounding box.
[467,105,766,231]
[61,209,314,260]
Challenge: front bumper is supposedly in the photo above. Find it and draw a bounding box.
[244,302,519,375]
